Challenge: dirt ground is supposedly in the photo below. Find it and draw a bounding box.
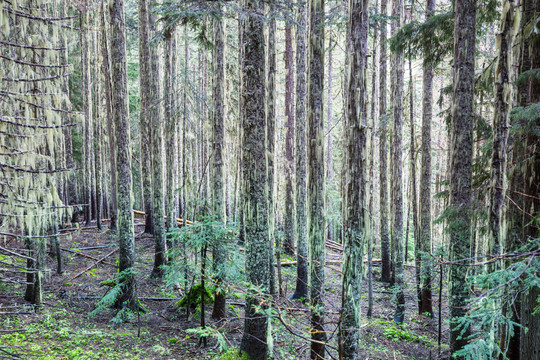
[0,220,451,359]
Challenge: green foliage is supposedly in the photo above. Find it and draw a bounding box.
[453,239,540,360]
[89,268,142,323]
[213,348,251,360]
[388,12,454,66]
[380,321,435,347]
[176,283,214,309]
[510,103,540,136]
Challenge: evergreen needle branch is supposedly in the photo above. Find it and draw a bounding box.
[469,253,536,307]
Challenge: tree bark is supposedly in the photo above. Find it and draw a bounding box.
[448,0,476,353]
[391,0,405,325]
[266,6,277,295]
[110,0,136,308]
[418,0,435,318]
[238,1,270,358]
[101,0,117,232]
[292,0,309,301]
[307,0,327,358]
[211,7,227,320]
[339,0,369,358]
[284,22,296,258]
[149,2,166,278]
[379,0,391,284]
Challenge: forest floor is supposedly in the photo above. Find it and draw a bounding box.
[0,221,451,360]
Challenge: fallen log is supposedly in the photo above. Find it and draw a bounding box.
[133,210,193,225]
[61,248,116,267]
[68,248,118,281]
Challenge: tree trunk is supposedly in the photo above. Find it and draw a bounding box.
[100,0,117,232]
[138,0,153,235]
[165,28,178,236]
[284,22,296,258]
[339,0,369,358]
[266,6,277,295]
[110,0,136,308]
[80,11,93,227]
[448,0,476,353]
[307,0,327,358]
[238,1,270,358]
[149,3,166,278]
[292,0,309,301]
[379,0,391,284]
[418,0,435,318]
[391,0,405,325]
[211,8,227,320]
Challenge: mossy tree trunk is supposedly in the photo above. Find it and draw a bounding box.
[339,0,369,358]
[149,2,166,278]
[211,6,227,320]
[238,1,270,358]
[284,22,296,258]
[110,0,136,308]
[100,0,117,232]
[391,0,405,325]
[379,0,391,284]
[138,0,153,235]
[448,0,476,353]
[307,0,327,358]
[266,5,277,295]
[418,0,435,318]
[292,0,309,301]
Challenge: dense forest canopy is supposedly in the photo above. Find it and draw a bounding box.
[0,0,539,359]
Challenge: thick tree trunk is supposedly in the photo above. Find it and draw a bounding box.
[379,0,391,284]
[448,0,476,353]
[211,8,227,320]
[292,0,309,301]
[110,0,136,308]
[419,0,435,318]
[519,2,540,358]
[339,0,369,358]
[238,1,270,358]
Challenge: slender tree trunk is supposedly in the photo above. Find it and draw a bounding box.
[238,2,270,358]
[211,8,227,320]
[326,38,333,241]
[165,28,178,236]
[292,0,309,301]
[149,3,166,278]
[93,30,103,231]
[367,0,379,319]
[448,0,476,353]
[266,6,277,295]
[419,0,435,318]
[284,23,296,258]
[101,0,117,232]
[379,0,390,284]
[339,0,369,358]
[138,0,153,235]
[391,0,405,325]
[110,0,136,308]
[81,11,93,227]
